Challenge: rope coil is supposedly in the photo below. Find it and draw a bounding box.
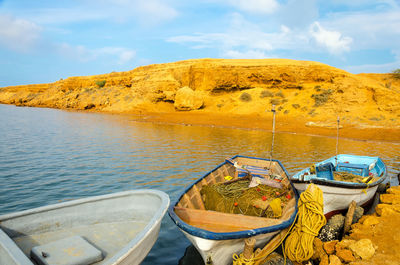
[284,183,326,263]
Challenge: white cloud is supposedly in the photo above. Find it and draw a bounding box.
[228,0,279,15]
[321,10,400,50]
[22,8,107,25]
[29,0,178,25]
[57,43,136,64]
[278,0,319,28]
[133,0,178,24]
[0,11,137,64]
[309,21,352,54]
[168,13,356,58]
[223,49,269,59]
[344,60,400,74]
[329,0,397,8]
[167,14,309,58]
[118,50,136,64]
[0,14,42,52]
[19,0,178,26]
[98,47,136,64]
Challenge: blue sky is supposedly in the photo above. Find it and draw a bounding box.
[0,0,399,87]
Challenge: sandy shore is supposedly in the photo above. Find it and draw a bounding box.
[119,110,400,143]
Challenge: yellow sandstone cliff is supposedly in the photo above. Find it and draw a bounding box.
[1,59,399,141]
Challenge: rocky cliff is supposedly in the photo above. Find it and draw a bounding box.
[1,59,399,138]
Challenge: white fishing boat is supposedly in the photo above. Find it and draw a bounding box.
[0,189,170,265]
[168,155,298,265]
[291,154,387,218]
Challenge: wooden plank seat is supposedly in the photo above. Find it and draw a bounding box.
[174,207,283,233]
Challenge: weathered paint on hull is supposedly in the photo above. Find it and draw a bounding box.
[181,230,278,265]
[293,182,378,216]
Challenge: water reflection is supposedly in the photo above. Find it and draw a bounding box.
[0,104,399,265]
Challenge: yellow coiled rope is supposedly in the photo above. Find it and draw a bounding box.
[232,253,256,265]
[284,183,326,263]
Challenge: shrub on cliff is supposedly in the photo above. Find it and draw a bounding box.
[240,92,252,102]
[275,91,285,98]
[96,80,106,88]
[311,89,333,106]
[270,98,281,105]
[260,90,274,98]
[392,69,400,79]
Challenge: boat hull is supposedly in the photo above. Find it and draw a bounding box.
[292,182,378,217]
[181,230,279,265]
[0,190,170,265]
[291,154,387,218]
[169,155,298,265]
[116,220,162,265]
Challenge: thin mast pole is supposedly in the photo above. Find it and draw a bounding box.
[270,105,276,164]
[335,116,340,167]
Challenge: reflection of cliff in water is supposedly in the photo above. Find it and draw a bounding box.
[1,104,399,265]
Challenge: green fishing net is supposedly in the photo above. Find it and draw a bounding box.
[333,172,377,183]
[200,179,290,218]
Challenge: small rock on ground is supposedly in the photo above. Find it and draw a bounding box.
[318,214,345,241]
[261,252,294,265]
[352,206,364,224]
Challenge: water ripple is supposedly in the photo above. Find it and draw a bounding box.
[0,104,399,264]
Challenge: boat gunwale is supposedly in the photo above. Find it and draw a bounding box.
[290,154,388,190]
[290,177,386,189]
[0,189,170,265]
[168,155,299,240]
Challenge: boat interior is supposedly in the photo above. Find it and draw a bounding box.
[174,156,296,233]
[0,192,163,265]
[293,155,386,183]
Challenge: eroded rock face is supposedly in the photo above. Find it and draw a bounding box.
[174,86,204,111]
[1,58,399,130]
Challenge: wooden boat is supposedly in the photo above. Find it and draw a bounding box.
[291,154,387,218]
[0,189,170,265]
[168,155,298,265]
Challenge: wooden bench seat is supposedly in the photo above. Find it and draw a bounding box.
[174,207,283,233]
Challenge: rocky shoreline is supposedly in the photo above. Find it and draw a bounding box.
[246,185,400,265]
[309,185,400,265]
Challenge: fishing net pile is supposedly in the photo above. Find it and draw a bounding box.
[333,171,378,183]
[200,178,291,218]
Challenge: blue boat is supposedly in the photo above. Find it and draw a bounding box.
[168,155,298,265]
[291,154,387,218]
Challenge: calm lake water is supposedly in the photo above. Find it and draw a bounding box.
[0,104,399,264]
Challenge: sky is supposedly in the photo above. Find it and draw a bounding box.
[0,0,399,87]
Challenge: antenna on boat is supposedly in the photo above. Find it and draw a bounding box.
[269,105,276,168]
[335,116,340,167]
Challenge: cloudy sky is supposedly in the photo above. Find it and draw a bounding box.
[0,0,399,86]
